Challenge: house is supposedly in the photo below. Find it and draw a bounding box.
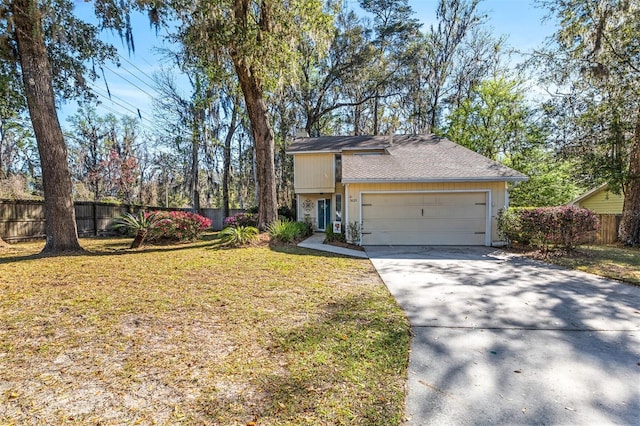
[286,134,527,246]
[568,183,624,214]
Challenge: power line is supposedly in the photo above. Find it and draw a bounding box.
[90,87,150,123]
[89,84,153,122]
[116,54,158,92]
[88,95,158,135]
[101,64,158,100]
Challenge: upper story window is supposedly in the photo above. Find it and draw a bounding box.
[335,154,342,181]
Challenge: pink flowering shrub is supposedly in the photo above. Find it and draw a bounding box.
[147,210,212,242]
[223,212,257,228]
[498,206,599,250]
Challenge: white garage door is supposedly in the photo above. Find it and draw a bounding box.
[361,192,488,245]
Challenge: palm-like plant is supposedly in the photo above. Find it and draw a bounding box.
[217,226,259,247]
[112,211,168,249]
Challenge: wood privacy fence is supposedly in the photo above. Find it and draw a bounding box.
[0,199,243,242]
[593,214,622,245]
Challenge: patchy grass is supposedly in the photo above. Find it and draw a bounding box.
[517,244,640,286]
[0,236,410,424]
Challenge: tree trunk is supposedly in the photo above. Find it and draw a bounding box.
[232,57,278,230]
[222,100,238,221]
[373,92,380,135]
[619,111,640,246]
[190,111,201,212]
[12,0,82,253]
[130,229,147,249]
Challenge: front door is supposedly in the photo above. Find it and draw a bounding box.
[317,199,331,231]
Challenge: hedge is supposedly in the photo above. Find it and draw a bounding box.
[498,206,599,250]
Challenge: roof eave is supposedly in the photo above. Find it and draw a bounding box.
[286,145,390,155]
[341,176,529,184]
[286,149,341,155]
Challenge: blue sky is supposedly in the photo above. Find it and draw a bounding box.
[60,0,556,132]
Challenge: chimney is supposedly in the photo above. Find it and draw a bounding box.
[295,129,309,138]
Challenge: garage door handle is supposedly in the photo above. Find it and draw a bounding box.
[421,208,424,216]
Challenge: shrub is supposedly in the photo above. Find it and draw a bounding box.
[148,210,212,242]
[224,212,258,228]
[278,205,296,221]
[268,219,313,243]
[112,210,170,249]
[325,226,345,243]
[498,206,599,250]
[497,207,531,246]
[347,222,361,245]
[294,221,313,239]
[217,226,259,246]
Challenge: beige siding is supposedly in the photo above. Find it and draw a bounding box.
[297,187,345,231]
[345,181,508,243]
[293,153,335,193]
[577,189,624,214]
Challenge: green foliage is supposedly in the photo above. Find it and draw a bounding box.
[217,225,259,247]
[112,210,169,249]
[347,221,361,245]
[277,205,296,221]
[112,211,166,235]
[536,0,639,201]
[498,206,600,250]
[446,78,535,161]
[177,0,334,93]
[505,149,583,207]
[325,226,345,243]
[267,219,312,243]
[497,207,530,246]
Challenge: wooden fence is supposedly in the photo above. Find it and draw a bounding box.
[593,214,622,245]
[0,199,243,242]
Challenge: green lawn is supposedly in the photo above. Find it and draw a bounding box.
[522,244,640,286]
[0,236,410,425]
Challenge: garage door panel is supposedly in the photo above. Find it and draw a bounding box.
[364,218,485,232]
[364,230,485,246]
[361,192,488,246]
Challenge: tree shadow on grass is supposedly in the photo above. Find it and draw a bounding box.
[0,236,221,265]
[224,293,411,423]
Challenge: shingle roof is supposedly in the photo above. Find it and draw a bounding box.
[289,134,528,182]
[287,134,395,152]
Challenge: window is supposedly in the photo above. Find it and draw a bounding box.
[335,154,342,181]
[335,194,342,222]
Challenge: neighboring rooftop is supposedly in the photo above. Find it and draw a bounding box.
[288,134,528,183]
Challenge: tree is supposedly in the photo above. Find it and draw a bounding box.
[445,78,537,160]
[294,8,378,137]
[9,0,82,252]
[173,0,334,229]
[359,0,421,135]
[444,76,583,207]
[505,148,582,207]
[420,0,489,133]
[2,0,137,253]
[537,0,640,245]
[67,106,112,201]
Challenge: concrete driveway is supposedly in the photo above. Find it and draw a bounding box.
[366,246,640,425]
